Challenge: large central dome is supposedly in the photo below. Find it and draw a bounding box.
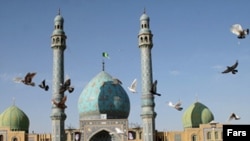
[78,71,130,120]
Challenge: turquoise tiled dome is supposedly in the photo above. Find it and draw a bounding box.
[78,71,130,120]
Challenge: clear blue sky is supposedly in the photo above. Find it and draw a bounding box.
[1,0,250,133]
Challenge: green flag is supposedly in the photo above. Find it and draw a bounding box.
[102,52,109,58]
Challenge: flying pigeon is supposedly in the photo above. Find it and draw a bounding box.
[68,86,74,93]
[13,72,36,86]
[52,95,67,109]
[230,24,249,39]
[112,78,122,85]
[115,128,126,136]
[228,112,240,121]
[168,101,183,111]
[128,78,137,93]
[222,60,238,74]
[39,79,49,91]
[150,80,161,96]
[59,78,74,94]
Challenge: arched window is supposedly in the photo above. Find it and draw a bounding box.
[0,135,3,141]
[128,131,136,140]
[144,24,147,28]
[145,36,148,42]
[141,24,143,28]
[215,131,218,139]
[12,137,18,141]
[139,132,142,139]
[207,132,211,140]
[191,134,197,141]
[56,37,60,43]
[140,37,143,43]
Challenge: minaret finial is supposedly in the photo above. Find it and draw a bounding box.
[195,93,199,102]
[58,8,61,15]
[143,7,146,14]
[12,97,16,105]
[102,60,105,71]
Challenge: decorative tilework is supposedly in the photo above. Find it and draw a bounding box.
[78,71,130,119]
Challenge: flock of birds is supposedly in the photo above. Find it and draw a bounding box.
[13,72,74,109]
[221,23,249,74]
[125,23,248,122]
[127,78,183,111]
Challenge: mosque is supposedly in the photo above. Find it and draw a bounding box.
[0,11,223,141]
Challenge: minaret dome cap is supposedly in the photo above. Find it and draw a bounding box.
[54,15,64,23]
[140,13,150,21]
[54,9,64,23]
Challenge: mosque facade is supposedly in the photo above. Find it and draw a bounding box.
[0,11,223,141]
[0,101,223,141]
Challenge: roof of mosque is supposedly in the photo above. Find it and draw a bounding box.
[182,102,214,128]
[78,71,130,120]
[0,105,30,133]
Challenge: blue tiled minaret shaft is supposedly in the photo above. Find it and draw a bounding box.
[50,11,67,141]
[138,12,156,141]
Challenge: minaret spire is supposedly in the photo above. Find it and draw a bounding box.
[51,10,67,141]
[138,11,156,141]
[58,8,61,15]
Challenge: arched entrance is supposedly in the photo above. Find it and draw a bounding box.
[90,130,111,141]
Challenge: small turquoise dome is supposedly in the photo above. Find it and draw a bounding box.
[182,102,214,128]
[140,13,150,21]
[78,71,130,120]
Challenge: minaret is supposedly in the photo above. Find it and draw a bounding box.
[138,11,156,141]
[51,10,67,141]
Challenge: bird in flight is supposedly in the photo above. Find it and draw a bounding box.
[128,78,137,93]
[39,79,49,91]
[230,24,249,39]
[168,101,183,111]
[150,80,161,96]
[13,72,36,86]
[52,95,67,109]
[222,60,238,74]
[115,128,126,136]
[60,77,74,94]
[228,112,240,121]
[112,78,122,85]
